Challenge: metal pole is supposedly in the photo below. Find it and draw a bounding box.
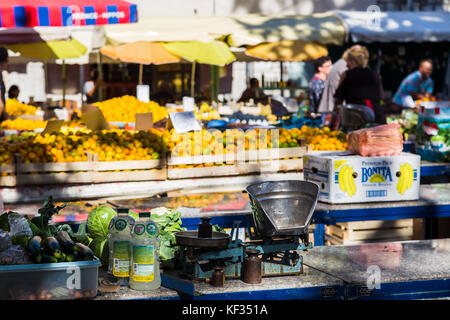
[97,51,104,101]
[191,61,196,97]
[139,64,143,85]
[62,60,66,109]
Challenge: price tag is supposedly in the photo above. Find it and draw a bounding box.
[136,84,150,102]
[135,113,153,131]
[182,96,195,112]
[43,119,64,134]
[81,108,110,131]
[167,111,201,134]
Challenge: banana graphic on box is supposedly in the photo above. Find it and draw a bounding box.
[397,163,414,195]
[338,164,357,197]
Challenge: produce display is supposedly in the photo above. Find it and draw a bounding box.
[92,95,168,123]
[415,103,450,162]
[194,103,221,121]
[5,99,38,116]
[297,126,347,151]
[386,110,418,141]
[0,197,93,265]
[0,118,46,130]
[0,128,169,164]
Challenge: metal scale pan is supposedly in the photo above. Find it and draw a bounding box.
[175,231,230,249]
[246,180,320,238]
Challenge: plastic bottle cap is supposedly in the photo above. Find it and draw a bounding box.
[139,211,151,218]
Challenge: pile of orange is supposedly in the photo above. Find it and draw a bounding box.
[297,126,347,151]
[0,129,169,164]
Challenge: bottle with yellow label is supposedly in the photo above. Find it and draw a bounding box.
[107,208,135,286]
[129,211,161,291]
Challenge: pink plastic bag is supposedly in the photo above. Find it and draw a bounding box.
[347,124,403,157]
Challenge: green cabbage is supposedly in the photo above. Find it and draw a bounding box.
[86,206,117,239]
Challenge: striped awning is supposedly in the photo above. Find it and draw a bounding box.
[0,0,137,28]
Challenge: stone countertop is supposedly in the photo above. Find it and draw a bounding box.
[303,238,450,285]
[95,266,344,300]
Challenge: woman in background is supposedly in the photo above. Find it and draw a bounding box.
[308,56,332,114]
[334,45,384,123]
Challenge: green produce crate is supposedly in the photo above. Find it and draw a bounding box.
[0,258,100,300]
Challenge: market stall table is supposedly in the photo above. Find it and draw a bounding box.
[93,239,450,300]
[302,238,450,300]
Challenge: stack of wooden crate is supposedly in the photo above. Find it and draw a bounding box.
[325,219,423,245]
[167,146,311,179]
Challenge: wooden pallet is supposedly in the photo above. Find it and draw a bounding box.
[167,147,311,179]
[0,155,167,186]
[324,219,418,245]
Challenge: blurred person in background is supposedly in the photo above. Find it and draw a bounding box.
[83,67,102,104]
[392,59,433,111]
[318,47,358,113]
[8,85,20,100]
[334,45,384,123]
[238,77,267,103]
[308,56,332,114]
[0,47,8,122]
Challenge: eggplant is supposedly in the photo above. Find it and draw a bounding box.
[56,230,77,254]
[74,243,94,260]
[41,236,62,258]
[27,236,42,262]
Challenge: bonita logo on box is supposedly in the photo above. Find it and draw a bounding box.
[362,166,392,183]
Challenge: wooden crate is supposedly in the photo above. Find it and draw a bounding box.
[167,147,311,179]
[0,155,167,186]
[325,219,417,245]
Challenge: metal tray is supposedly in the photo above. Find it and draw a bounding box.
[246,180,320,237]
[175,231,231,248]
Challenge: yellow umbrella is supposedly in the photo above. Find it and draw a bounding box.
[245,40,328,62]
[5,38,87,60]
[162,41,235,97]
[100,42,181,65]
[161,41,235,67]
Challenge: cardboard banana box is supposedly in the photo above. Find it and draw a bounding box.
[303,151,420,204]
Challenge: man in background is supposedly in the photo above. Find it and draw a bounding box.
[392,59,434,110]
[238,77,267,103]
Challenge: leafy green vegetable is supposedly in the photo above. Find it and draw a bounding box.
[149,207,185,265]
[11,235,31,249]
[86,206,117,238]
[0,212,10,232]
[31,196,68,238]
[89,237,108,266]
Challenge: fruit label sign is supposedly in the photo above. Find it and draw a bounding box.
[43,120,64,134]
[182,97,195,112]
[168,111,202,134]
[135,113,154,131]
[81,108,110,131]
[136,85,150,103]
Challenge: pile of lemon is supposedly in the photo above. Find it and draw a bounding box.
[194,103,221,121]
[0,118,47,130]
[93,95,168,123]
[5,99,37,116]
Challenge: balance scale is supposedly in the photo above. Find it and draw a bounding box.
[174,180,320,281]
